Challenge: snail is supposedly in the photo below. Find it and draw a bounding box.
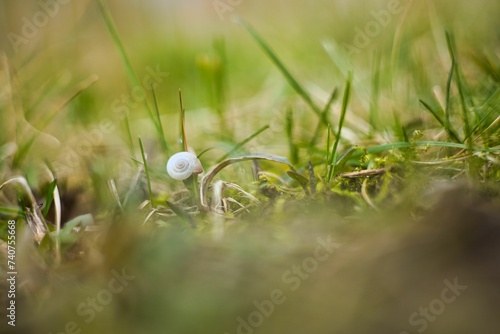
[166,152,203,180]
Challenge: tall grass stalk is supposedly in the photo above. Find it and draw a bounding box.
[97,0,169,153]
[237,18,327,126]
[327,73,352,182]
[179,89,188,152]
[309,87,338,148]
[285,107,299,164]
[445,31,473,152]
[370,52,381,133]
[138,137,154,208]
[122,113,135,156]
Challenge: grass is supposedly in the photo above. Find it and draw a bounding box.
[0,0,499,333]
[96,0,170,153]
[236,18,328,125]
[327,73,351,181]
[138,136,154,209]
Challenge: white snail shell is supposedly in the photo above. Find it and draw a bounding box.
[166,152,203,180]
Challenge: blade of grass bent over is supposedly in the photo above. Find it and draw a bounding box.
[200,153,296,210]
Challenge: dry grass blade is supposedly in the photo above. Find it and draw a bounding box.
[25,207,48,244]
[123,164,144,207]
[212,181,260,214]
[43,166,61,264]
[211,180,225,214]
[142,208,158,226]
[361,178,379,211]
[341,168,388,179]
[107,179,123,211]
[223,182,260,204]
[200,153,296,210]
[0,177,48,243]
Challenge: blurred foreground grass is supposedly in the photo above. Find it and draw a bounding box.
[0,0,500,333]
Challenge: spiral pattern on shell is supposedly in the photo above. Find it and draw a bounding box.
[166,152,203,180]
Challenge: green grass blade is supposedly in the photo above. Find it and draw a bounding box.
[402,126,410,143]
[370,51,381,133]
[97,0,169,153]
[285,107,299,164]
[392,111,405,142]
[347,141,500,160]
[310,87,338,147]
[97,0,140,95]
[166,200,196,228]
[335,145,361,173]
[122,114,135,156]
[420,98,445,126]
[151,84,166,151]
[138,137,154,208]
[445,31,473,152]
[307,160,317,195]
[286,170,309,195]
[236,18,325,123]
[419,99,461,142]
[213,38,228,131]
[327,73,352,181]
[179,89,188,152]
[325,123,332,173]
[42,179,57,218]
[0,206,24,216]
[444,48,455,133]
[470,87,500,138]
[217,125,270,163]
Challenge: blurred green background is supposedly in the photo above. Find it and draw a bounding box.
[1,0,498,158]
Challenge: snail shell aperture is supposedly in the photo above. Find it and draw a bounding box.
[166,152,203,180]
